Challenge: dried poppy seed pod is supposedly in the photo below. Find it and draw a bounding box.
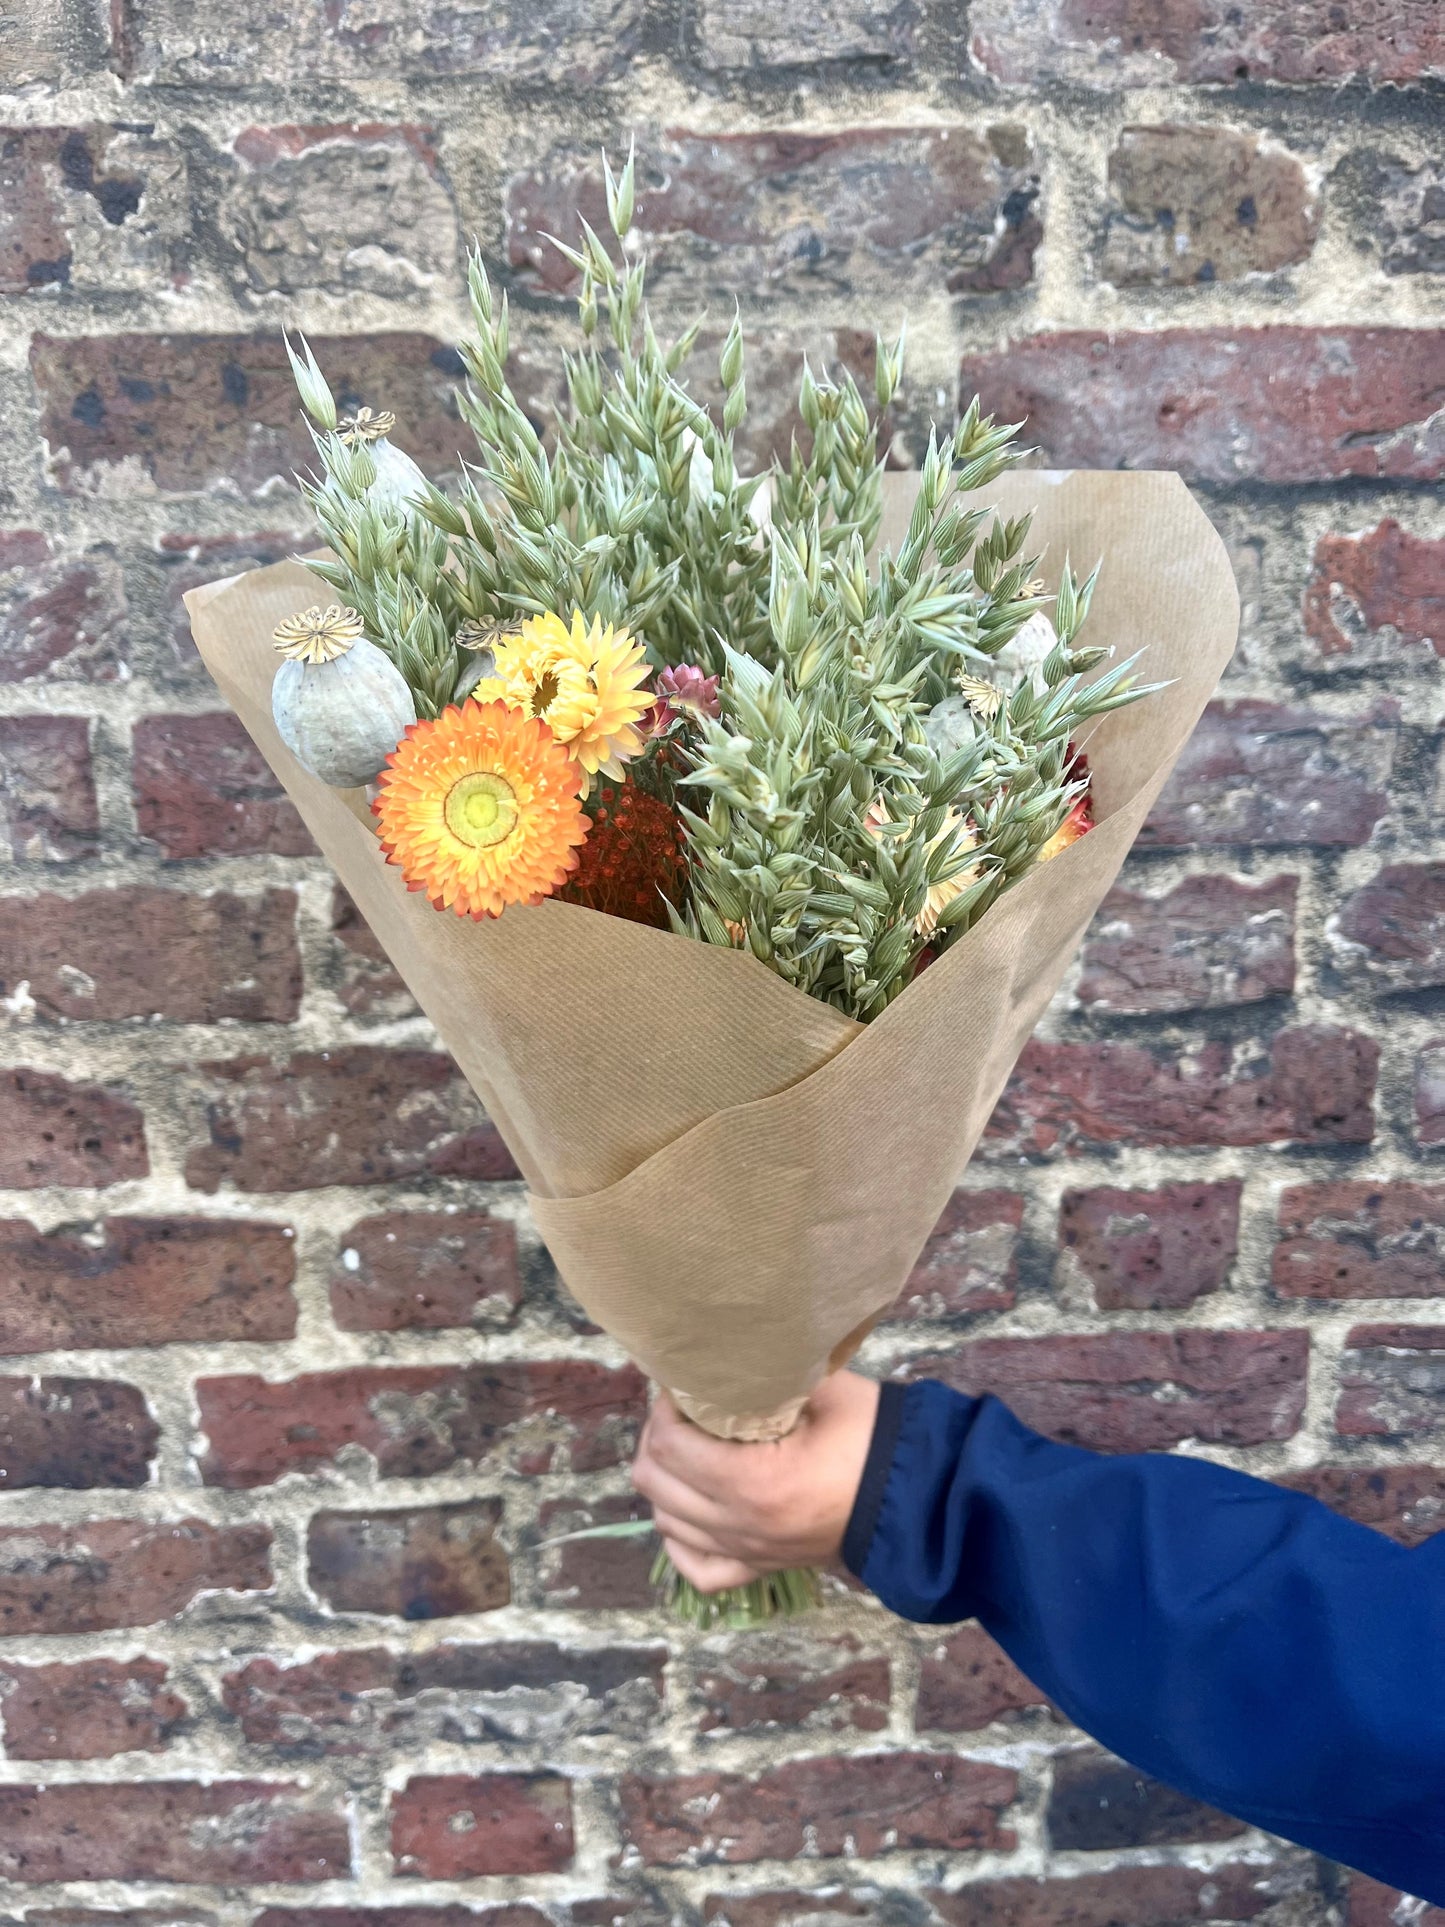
[271,604,417,789]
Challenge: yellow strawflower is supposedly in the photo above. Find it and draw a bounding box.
[475,609,652,780]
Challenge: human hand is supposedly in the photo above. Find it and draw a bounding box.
[631,1370,880,1595]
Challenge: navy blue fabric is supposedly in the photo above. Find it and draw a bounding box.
[844,1378,1445,1901]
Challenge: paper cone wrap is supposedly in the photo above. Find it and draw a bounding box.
[186,470,1237,1439]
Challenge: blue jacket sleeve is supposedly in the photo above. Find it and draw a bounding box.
[842,1378,1445,1903]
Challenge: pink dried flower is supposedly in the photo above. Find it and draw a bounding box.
[650,663,722,733]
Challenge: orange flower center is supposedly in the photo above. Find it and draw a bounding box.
[444,771,520,850]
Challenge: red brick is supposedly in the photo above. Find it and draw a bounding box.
[391,1774,574,1877]
[1141,700,1393,848]
[0,886,301,1022]
[1048,1749,1246,1849]
[1099,126,1315,286]
[0,1376,156,1489]
[509,128,1038,300]
[619,1752,1016,1865]
[0,1658,186,1759]
[1059,1181,1240,1311]
[223,1642,664,1756]
[132,714,313,860]
[0,1517,271,1635]
[196,1359,646,1487]
[694,0,913,67]
[329,883,417,1023]
[331,1210,521,1333]
[1078,875,1297,1014]
[0,125,186,298]
[0,716,98,862]
[958,329,1445,483]
[1348,1874,1445,1927]
[1281,1463,1445,1548]
[1305,519,1445,661]
[692,1632,888,1734]
[1417,1041,1445,1145]
[1274,1181,1445,1300]
[911,1330,1308,1451]
[916,1624,1049,1732]
[118,0,643,85]
[986,1027,1377,1157]
[31,332,464,495]
[0,1216,295,1353]
[307,1501,510,1620]
[0,1067,148,1189]
[1337,1325,1445,1439]
[537,1494,656,1610]
[0,531,125,679]
[223,126,458,300]
[927,1864,1290,1927]
[184,1048,509,1192]
[970,0,1445,86]
[1333,863,1445,992]
[0,1782,349,1883]
[157,530,310,678]
[890,1189,1022,1319]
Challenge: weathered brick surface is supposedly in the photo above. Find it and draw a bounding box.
[2,9,1439,1918]
[0,1375,157,1489]
[888,1188,1022,1319]
[0,1215,296,1353]
[32,332,463,494]
[986,1027,1377,1158]
[1098,126,1315,287]
[390,1774,574,1877]
[0,716,99,862]
[911,1330,1308,1451]
[1304,521,1444,662]
[1336,1326,1445,1439]
[959,331,1445,484]
[0,531,126,680]
[0,1657,186,1759]
[0,1518,271,1634]
[0,885,301,1022]
[916,1625,1049,1733]
[509,128,1040,300]
[307,1501,511,1620]
[0,1782,350,1883]
[223,1642,664,1753]
[620,1753,1017,1863]
[1349,1876,1445,1927]
[1273,1181,1445,1301]
[1077,875,1296,1014]
[1142,701,1394,849]
[1282,1464,1445,1547]
[223,127,460,301]
[331,1209,521,1332]
[0,1066,149,1189]
[1048,1749,1247,1850]
[1331,863,1445,992]
[183,1049,505,1191]
[196,1360,646,1486]
[969,0,1445,86]
[691,1631,888,1734]
[118,0,646,86]
[1059,1180,1241,1310]
[132,714,313,860]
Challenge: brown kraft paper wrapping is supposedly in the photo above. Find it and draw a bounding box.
[186,469,1238,1440]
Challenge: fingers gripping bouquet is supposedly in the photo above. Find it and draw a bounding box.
[187,148,1238,1626]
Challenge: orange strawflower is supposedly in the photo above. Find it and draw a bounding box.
[373,700,588,920]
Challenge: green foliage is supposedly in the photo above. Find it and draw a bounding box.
[285,145,1156,1019]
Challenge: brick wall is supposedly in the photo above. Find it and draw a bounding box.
[0,3,1442,1924]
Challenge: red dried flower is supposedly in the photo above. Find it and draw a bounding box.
[559,772,689,928]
